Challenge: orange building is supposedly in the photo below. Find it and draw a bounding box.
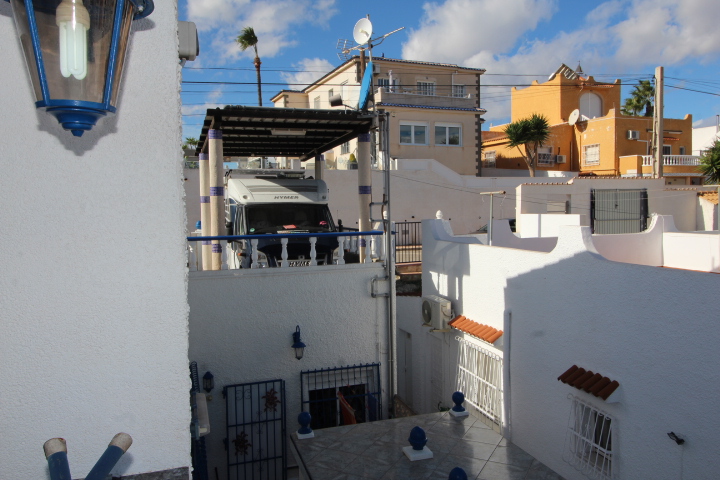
[482,64,702,184]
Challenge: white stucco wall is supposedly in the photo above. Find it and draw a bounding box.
[0,4,190,479]
[422,219,720,480]
[516,178,702,233]
[692,124,719,156]
[188,265,391,478]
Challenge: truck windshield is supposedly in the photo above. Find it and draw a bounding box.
[247,204,336,234]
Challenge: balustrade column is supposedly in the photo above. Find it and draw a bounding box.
[209,129,224,270]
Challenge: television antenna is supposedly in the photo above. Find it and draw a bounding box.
[336,16,404,61]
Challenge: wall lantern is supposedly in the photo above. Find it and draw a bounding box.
[5,0,155,137]
[202,371,214,393]
[291,325,306,360]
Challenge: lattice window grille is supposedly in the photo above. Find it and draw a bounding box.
[563,395,614,480]
[455,337,503,427]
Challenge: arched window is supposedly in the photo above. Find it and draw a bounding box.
[579,92,602,119]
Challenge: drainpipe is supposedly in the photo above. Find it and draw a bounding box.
[209,128,224,270]
[85,433,133,480]
[44,438,71,480]
[199,152,211,271]
[380,111,397,408]
[358,133,372,261]
[502,310,512,439]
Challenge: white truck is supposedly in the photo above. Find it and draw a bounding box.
[225,172,341,267]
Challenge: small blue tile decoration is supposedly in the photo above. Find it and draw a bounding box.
[448,467,468,480]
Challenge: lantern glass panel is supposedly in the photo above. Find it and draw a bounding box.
[10,0,134,107]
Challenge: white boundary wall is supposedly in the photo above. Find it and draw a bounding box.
[188,265,390,477]
[421,219,720,480]
[0,3,190,479]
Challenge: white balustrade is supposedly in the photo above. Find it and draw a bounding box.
[642,155,700,166]
[250,239,259,268]
[280,238,289,268]
[188,244,197,271]
[337,237,346,265]
[309,237,318,266]
[364,236,372,264]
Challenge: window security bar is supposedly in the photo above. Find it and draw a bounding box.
[563,394,613,480]
[455,337,503,427]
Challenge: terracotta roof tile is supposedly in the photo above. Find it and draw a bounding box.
[558,365,619,401]
[448,315,503,344]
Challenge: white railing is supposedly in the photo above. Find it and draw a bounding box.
[187,231,386,271]
[455,337,503,427]
[641,155,701,166]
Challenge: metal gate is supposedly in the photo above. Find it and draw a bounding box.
[224,380,287,480]
[395,221,422,263]
[591,188,648,234]
[300,364,382,429]
[456,337,503,428]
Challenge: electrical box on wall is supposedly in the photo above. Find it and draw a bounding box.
[178,21,199,64]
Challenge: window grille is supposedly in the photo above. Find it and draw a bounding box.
[537,146,554,165]
[377,78,390,89]
[452,85,466,97]
[455,337,503,427]
[563,395,613,480]
[663,145,671,155]
[583,144,600,166]
[300,363,382,430]
[483,150,496,167]
[417,81,436,96]
[341,142,350,154]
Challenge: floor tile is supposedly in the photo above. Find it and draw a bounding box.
[488,444,535,469]
[462,426,503,445]
[477,460,528,480]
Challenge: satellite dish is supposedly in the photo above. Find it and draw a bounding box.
[353,18,373,45]
[568,109,580,126]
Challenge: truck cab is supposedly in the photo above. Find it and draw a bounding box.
[225,173,338,267]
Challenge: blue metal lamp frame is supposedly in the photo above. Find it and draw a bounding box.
[5,0,155,136]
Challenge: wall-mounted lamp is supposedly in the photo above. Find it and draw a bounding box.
[202,371,214,393]
[667,432,685,445]
[5,0,155,137]
[292,325,306,360]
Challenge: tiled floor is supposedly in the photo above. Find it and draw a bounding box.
[290,411,565,480]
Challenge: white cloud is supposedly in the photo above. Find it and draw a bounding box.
[401,0,720,122]
[187,0,338,63]
[280,58,334,90]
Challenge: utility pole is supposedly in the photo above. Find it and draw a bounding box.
[653,66,664,179]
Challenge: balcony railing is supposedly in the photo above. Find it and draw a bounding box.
[374,87,477,110]
[187,230,386,271]
[641,155,701,166]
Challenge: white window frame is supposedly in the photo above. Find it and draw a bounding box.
[563,395,613,480]
[340,142,350,154]
[400,121,428,145]
[452,84,466,98]
[537,146,554,165]
[417,81,436,96]
[435,123,462,146]
[377,77,390,90]
[313,96,320,109]
[327,89,334,101]
[340,81,348,102]
[583,144,601,166]
[483,150,496,167]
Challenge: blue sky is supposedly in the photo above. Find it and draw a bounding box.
[180,0,720,141]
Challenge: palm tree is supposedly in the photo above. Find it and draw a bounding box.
[700,138,720,184]
[621,80,654,117]
[237,27,262,106]
[503,113,551,177]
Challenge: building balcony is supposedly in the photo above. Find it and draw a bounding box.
[641,155,701,166]
[374,87,478,110]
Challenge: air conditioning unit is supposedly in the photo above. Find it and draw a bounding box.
[556,155,566,164]
[421,295,452,330]
[627,130,640,140]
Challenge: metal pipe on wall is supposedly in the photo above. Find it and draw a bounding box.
[358,133,372,261]
[209,129,224,270]
[199,152,211,270]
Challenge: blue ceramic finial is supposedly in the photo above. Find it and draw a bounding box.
[451,391,466,412]
[408,426,427,451]
[195,221,202,229]
[449,467,468,480]
[298,412,312,435]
